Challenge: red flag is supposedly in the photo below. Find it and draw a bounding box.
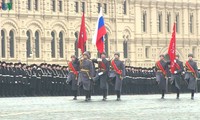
[78,13,87,54]
[168,23,176,74]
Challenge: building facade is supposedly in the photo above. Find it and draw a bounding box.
[0,0,200,67]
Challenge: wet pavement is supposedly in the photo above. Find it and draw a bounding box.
[0,94,200,120]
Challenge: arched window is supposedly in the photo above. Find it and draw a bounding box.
[35,31,40,58]
[51,31,56,58]
[59,32,64,58]
[142,11,147,32]
[75,32,79,57]
[26,31,31,57]
[35,0,38,11]
[123,0,127,15]
[1,30,6,58]
[28,0,31,10]
[9,30,14,58]
[123,39,128,58]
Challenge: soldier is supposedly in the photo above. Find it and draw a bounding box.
[40,63,47,96]
[78,52,94,101]
[184,54,198,100]
[155,54,168,99]
[46,64,53,95]
[21,64,28,96]
[170,54,184,99]
[30,64,38,96]
[85,51,95,100]
[67,55,79,100]
[110,52,125,101]
[1,62,7,97]
[52,64,60,96]
[26,66,32,96]
[93,52,110,101]
[0,62,2,96]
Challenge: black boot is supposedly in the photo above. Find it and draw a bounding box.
[191,90,195,100]
[102,89,107,101]
[73,90,78,100]
[88,91,91,101]
[85,90,89,102]
[176,89,180,99]
[116,91,121,101]
[161,90,165,99]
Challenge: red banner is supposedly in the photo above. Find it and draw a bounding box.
[99,61,106,70]
[68,62,78,76]
[168,23,176,74]
[111,60,122,75]
[175,63,181,70]
[156,61,167,76]
[186,61,197,78]
[78,13,87,54]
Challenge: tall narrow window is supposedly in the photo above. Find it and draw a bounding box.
[52,0,56,12]
[1,30,6,58]
[142,11,147,32]
[75,2,79,13]
[51,31,56,58]
[75,32,79,57]
[35,0,38,11]
[176,13,179,33]
[103,3,107,14]
[97,3,101,13]
[9,30,14,58]
[158,12,162,33]
[167,13,171,33]
[59,0,62,12]
[82,2,85,13]
[104,34,108,56]
[145,47,150,58]
[192,47,197,58]
[26,31,31,58]
[35,31,40,58]
[59,32,64,58]
[190,14,193,34]
[123,40,128,58]
[28,0,31,10]
[123,0,127,15]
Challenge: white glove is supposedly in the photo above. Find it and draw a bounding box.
[174,60,176,63]
[174,71,177,74]
[97,58,102,62]
[98,72,103,76]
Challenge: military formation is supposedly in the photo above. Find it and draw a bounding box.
[0,62,68,97]
[67,51,125,101]
[155,53,199,100]
[0,52,199,101]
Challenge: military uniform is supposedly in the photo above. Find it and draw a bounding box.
[184,54,198,99]
[93,52,110,100]
[155,55,168,99]
[170,57,184,99]
[67,56,79,100]
[78,52,94,101]
[110,53,125,101]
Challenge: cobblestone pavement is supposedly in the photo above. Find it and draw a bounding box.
[0,94,200,120]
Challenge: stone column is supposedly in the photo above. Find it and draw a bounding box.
[42,32,52,63]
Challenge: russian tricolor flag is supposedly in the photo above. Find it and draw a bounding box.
[92,7,107,53]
